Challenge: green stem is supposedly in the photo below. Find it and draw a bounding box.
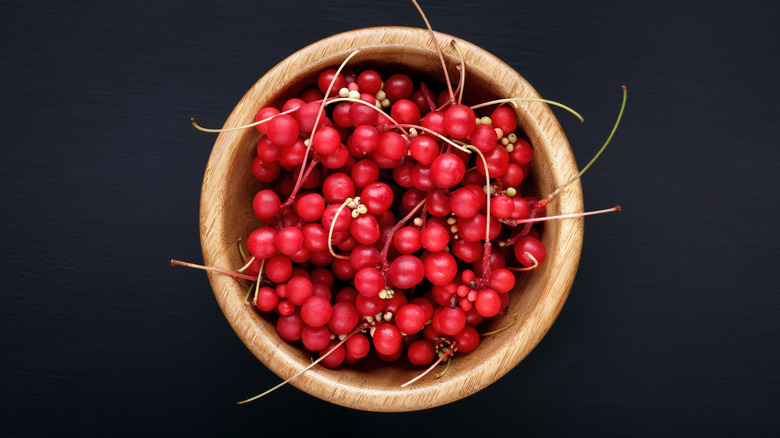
[470,97,584,122]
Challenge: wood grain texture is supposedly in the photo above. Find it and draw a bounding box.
[199,27,583,412]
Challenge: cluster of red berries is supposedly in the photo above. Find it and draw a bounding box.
[238,64,549,370]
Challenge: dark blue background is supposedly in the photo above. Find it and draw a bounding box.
[2,1,778,435]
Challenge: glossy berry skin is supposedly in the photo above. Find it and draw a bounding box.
[354,267,384,297]
[408,135,439,165]
[295,101,328,132]
[430,153,466,189]
[301,325,331,352]
[345,333,370,359]
[265,254,293,284]
[276,312,304,342]
[490,106,517,135]
[250,156,281,183]
[300,295,332,327]
[351,125,380,153]
[393,226,422,254]
[421,225,449,252]
[351,159,379,190]
[454,326,480,354]
[377,132,408,161]
[372,323,403,356]
[423,251,457,286]
[390,98,421,125]
[349,93,379,127]
[295,193,326,222]
[266,114,300,148]
[247,227,278,260]
[382,74,413,102]
[360,182,393,215]
[476,145,510,178]
[395,304,427,335]
[318,340,346,369]
[449,186,482,218]
[474,288,501,317]
[349,214,380,245]
[327,302,359,335]
[311,126,341,155]
[434,306,466,336]
[286,276,314,306]
[469,124,498,153]
[443,104,476,139]
[253,189,281,221]
[357,70,382,95]
[490,268,516,294]
[255,107,279,134]
[514,236,546,267]
[388,255,425,290]
[255,286,279,312]
[317,68,347,95]
[322,173,355,204]
[237,65,546,373]
[407,339,435,365]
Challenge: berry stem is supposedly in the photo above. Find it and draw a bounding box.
[419,82,437,112]
[392,123,470,154]
[475,242,493,290]
[237,238,248,261]
[190,100,327,133]
[252,259,267,303]
[470,97,584,122]
[242,282,255,305]
[380,198,427,282]
[513,253,539,271]
[435,354,453,378]
[505,206,622,228]
[170,259,258,281]
[237,256,256,273]
[537,86,628,207]
[536,85,628,208]
[480,314,519,336]
[237,332,357,405]
[325,97,409,136]
[450,40,465,104]
[327,198,354,260]
[411,0,455,105]
[464,145,492,243]
[523,205,622,224]
[400,347,454,388]
[291,50,361,203]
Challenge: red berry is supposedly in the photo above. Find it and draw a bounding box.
[407,339,436,365]
[317,68,347,95]
[388,255,425,290]
[514,236,546,267]
[383,74,413,102]
[474,288,501,317]
[372,323,403,356]
[266,114,300,147]
[443,104,476,138]
[300,295,333,327]
[430,153,466,189]
[490,106,517,135]
[395,304,427,335]
[423,251,458,286]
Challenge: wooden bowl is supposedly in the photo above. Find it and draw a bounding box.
[199,26,583,412]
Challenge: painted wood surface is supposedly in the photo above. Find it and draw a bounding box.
[1,0,779,435]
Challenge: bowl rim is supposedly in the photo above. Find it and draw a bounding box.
[199,26,584,412]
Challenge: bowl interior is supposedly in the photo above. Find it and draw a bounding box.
[200,26,583,411]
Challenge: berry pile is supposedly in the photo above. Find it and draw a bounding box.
[240,65,549,372]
